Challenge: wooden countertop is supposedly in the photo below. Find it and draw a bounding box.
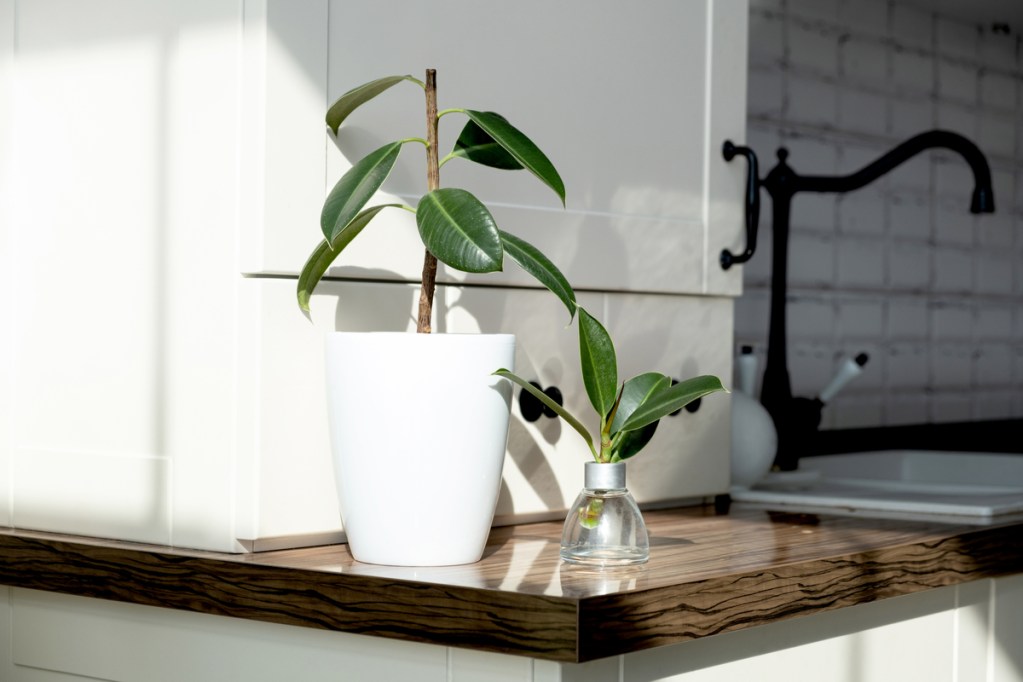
[2,504,1021,662]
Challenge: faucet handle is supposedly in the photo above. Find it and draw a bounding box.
[721,141,761,270]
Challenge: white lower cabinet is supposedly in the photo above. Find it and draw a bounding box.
[3,577,1022,681]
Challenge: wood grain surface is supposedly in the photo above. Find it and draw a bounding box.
[2,505,1021,662]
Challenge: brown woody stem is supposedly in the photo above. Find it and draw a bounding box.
[416,68,440,334]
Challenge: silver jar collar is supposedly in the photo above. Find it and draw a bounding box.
[584,461,626,490]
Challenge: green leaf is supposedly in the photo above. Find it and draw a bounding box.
[326,75,417,135]
[450,114,523,170]
[322,141,402,242]
[297,205,399,313]
[578,308,618,418]
[619,375,728,433]
[416,188,503,273]
[493,369,596,458]
[609,373,671,461]
[464,110,565,205]
[610,373,672,435]
[499,230,575,321]
[614,422,660,461]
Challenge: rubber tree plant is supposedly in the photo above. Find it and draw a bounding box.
[297,68,575,327]
[496,307,727,464]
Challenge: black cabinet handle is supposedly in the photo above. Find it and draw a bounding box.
[519,382,564,422]
[720,140,761,270]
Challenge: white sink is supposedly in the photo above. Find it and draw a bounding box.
[730,450,1023,523]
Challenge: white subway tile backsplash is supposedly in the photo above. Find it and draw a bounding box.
[975,305,1013,340]
[788,0,839,24]
[975,343,1013,386]
[975,251,1013,295]
[936,60,977,103]
[888,195,931,239]
[789,342,836,396]
[791,193,838,231]
[886,343,929,388]
[787,78,839,128]
[886,299,929,339]
[934,159,974,205]
[838,89,888,136]
[933,205,974,246]
[784,135,841,174]
[935,18,979,60]
[932,391,974,421]
[836,237,884,286]
[892,49,934,93]
[746,0,1023,430]
[978,112,1015,157]
[886,393,929,425]
[930,303,973,341]
[933,247,973,292]
[842,39,888,85]
[979,31,1018,70]
[935,103,977,138]
[838,0,888,35]
[891,6,932,50]
[838,189,886,235]
[888,239,930,290]
[733,289,771,341]
[748,68,786,118]
[831,395,884,427]
[977,213,1013,249]
[788,297,836,339]
[979,72,1017,111]
[991,169,1015,215]
[789,24,840,76]
[789,231,836,286]
[974,390,1016,419]
[836,299,884,339]
[932,343,973,387]
[890,96,935,139]
[749,12,786,66]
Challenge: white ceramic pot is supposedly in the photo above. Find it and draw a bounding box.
[324,332,515,566]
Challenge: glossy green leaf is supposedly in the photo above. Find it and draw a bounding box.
[322,142,402,242]
[499,230,575,321]
[610,373,671,435]
[493,369,596,458]
[464,110,565,205]
[326,75,417,135]
[578,308,618,418]
[619,375,728,433]
[416,188,503,273]
[297,205,400,313]
[450,114,523,170]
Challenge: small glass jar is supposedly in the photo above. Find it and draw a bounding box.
[560,461,649,566]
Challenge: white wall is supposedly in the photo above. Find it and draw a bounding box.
[739,0,1023,429]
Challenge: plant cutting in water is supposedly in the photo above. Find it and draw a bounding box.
[496,307,726,465]
[296,69,576,328]
[497,308,727,549]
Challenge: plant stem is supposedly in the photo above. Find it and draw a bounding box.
[416,68,441,334]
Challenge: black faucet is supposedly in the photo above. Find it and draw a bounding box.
[753,130,995,471]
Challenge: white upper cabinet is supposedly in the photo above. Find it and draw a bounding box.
[244,0,749,297]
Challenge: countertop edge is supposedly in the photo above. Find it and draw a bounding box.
[2,514,1022,663]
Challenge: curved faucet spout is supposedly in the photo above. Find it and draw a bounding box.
[757,128,995,471]
[773,129,994,213]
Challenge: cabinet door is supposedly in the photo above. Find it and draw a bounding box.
[242,0,748,297]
